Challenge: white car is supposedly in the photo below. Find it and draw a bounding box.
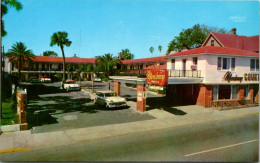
[95,91,127,108]
[40,76,52,83]
[94,77,102,82]
[63,79,81,91]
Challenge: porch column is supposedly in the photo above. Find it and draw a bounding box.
[197,84,212,107]
[137,84,146,112]
[113,82,121,96]
[249,85,254,103]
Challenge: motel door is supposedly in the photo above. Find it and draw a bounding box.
[182,59,186,77]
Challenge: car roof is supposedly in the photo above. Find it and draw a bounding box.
[97,90,115,93]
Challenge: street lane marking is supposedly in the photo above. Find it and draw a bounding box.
[185,139,258,157]
[228,112,259,119]
[0,147,30,154]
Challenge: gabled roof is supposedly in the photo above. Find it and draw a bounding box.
[165,46,259,58]
[32,56,95,64]
[121,56,166,64]
[203,32,259,52]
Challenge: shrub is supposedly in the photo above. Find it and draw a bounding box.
[158,90,166,94]
[238,99,247,105]
[213,101,220,107]
[55,74,63,81]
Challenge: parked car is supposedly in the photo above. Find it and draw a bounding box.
[94,77,102,82]
[63,79,81,91]
[40,76,52,83]
[95,90,127,108]
[29,77,40,83]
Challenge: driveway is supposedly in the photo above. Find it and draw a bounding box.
[24,82,155,134]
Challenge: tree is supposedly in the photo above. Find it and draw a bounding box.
[1,0,23,37]
[6,42,35,81]
[50,31,72,84]
[149,46,154,56]
[95,53,120,78]
[158,45,162,54]
[76,64,84,87]
[66,64,72,79]
[42,50,58,56]
[166,24,231,54]
[120,49,134,60]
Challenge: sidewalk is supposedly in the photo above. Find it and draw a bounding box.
[0,106,258,153]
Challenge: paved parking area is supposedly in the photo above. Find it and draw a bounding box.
[25,83,155,134]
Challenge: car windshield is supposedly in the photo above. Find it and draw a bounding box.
[66,81,75,84]
[104,93,115,97]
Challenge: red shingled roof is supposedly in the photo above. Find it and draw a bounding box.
[122,56,166,64]
[32,56,95,63]
[165,46,259,58]
[210,32,259,52]
[144,64,167,70]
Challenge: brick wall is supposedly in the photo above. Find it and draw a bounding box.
[17,89,28,130]
[137,84,146,112]
[238,85,244,100]
[113,82,121,96]
[196,84,212,107]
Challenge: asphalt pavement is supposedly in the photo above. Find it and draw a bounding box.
[0,114,258,161]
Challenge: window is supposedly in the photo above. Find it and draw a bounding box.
[171,59,175,70]
[244,85,250,99]
[212,85,218,100]
[217,57,221,70]
[218,85,231,99]
[250,59,259,71]
[222,58,230,70]
[193,57,198,65]
[139,65,143,69]
[231,85,238,99]
[250,59,255,71]
[256,59,259,71]
[231,58,235,71]
[211,40,214,46]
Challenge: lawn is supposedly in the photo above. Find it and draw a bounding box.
[1,101,19,125]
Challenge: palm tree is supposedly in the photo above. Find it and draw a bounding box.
[1,0,23,37]
[95,53,120,78]
[76,64,84,87]
[158,45,162,54]
[66,64,72,79]
[149,46,154,56]
[50,31,72,84]
[6,42,35,81]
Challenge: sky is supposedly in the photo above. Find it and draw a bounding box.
[2,0,259,59]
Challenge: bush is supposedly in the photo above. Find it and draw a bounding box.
[238,99,247,105]
[55,74,63,81]
[158,90,166,94]
[125,83,136,88]
[213,101,220,107]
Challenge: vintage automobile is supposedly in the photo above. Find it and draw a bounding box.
[95,90,127,108]
[63,79,81,91]
[94,77,102,82]
[40,76,52,83]
[29,77,41,83]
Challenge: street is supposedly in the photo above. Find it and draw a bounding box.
[1,114,258,162]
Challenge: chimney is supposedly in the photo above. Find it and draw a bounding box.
[231,28,237,36]
[118,52,122,60]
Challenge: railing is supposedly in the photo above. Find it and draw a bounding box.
[168,70,201,78]
[115,69,148,77]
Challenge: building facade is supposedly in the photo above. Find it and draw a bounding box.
[165,46,259,107]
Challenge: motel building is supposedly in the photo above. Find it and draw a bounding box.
[111,46,259,112]
[110,29,259,112]
[4,55,95,81]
